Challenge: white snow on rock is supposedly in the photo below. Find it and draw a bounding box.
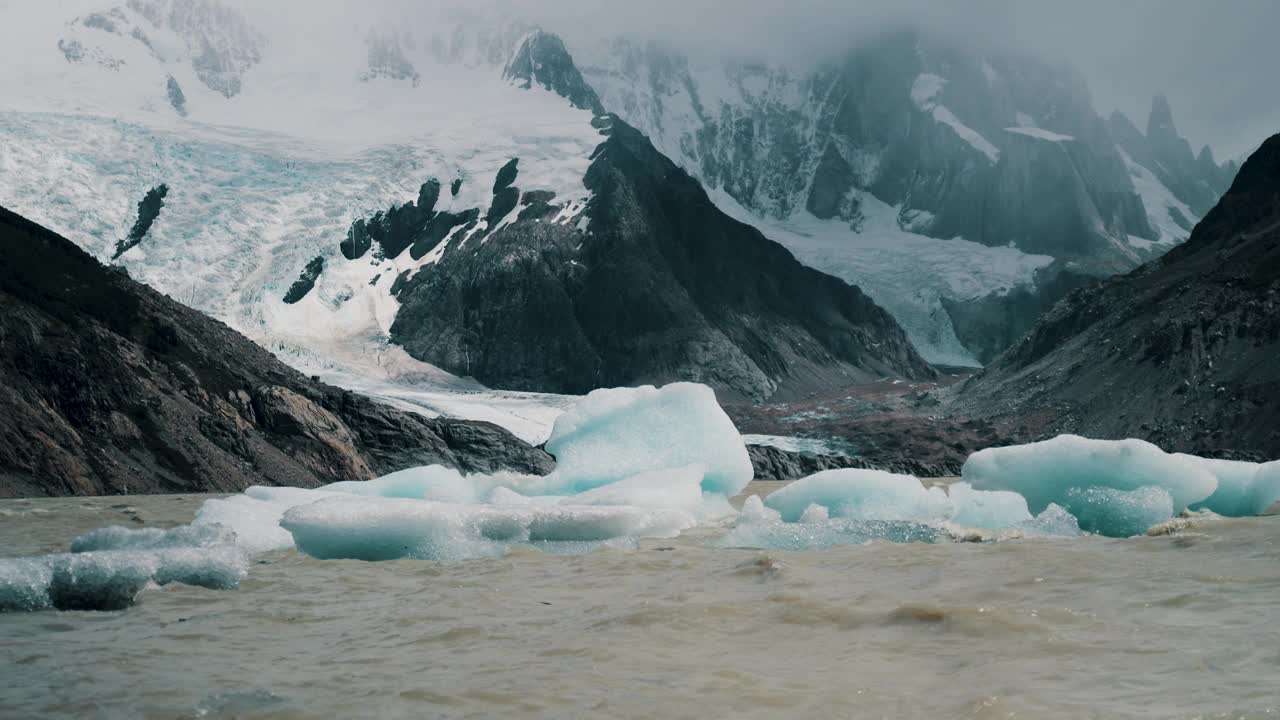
[1005,126,1075,142]
[909,74,999,164]
[707,188,1052,366]
[0,2,601,442]
[1118,148,1199,248]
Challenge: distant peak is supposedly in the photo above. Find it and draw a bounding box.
[1146,93,1178,139]
[503,30,604,115]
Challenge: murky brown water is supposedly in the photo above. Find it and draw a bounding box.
[2,488,1278,719]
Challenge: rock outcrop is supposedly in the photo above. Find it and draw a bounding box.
[111,184,168,260]
[0,205,553,497]
[504,31,604,114]
[388,115,935,400]
[956,134,1280,458]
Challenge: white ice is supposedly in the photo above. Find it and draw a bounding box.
[544,383,754,496]
[0,526,247,612]
[190,383,748,561]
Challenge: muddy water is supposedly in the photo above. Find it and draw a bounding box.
[1,489,1278,719]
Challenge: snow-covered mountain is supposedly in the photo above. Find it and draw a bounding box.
[0,0,936,418]
[0,0,1236,417]
[574,31,1234,364]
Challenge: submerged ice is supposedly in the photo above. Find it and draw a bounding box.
[0,526,247,612]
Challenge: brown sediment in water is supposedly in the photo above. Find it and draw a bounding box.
[2,494,1278,719]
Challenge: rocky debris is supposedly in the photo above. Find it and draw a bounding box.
[503,31,604,115]
[112,184,169,260]
[389,115,935,400]
[747,444,959,480]
[956,134,1280,458]
[0,205,552,497]
[282,256,323,304]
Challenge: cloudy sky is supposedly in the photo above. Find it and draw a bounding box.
[515,0,1278,160]
[232,0,1278,159]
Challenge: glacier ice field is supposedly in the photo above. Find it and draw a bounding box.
[3,383,1279,612]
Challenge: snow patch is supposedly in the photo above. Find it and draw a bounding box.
[1005,126,1074,142]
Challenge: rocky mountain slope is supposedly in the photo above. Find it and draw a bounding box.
[577,31,1236,363]
[955,134,1280,458]
[379,115,934,400]
[0,205,552,497]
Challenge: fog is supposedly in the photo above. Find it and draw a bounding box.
[237,0,1278,159]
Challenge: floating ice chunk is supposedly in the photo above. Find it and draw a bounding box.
[0,546,248,612]
[962,435,1218,515]
[566,464,706,513]
[281,496,698,562]
[545,383,753,496]
[70,524,237,553]
[194,486,346,553]
[1062,485,1173,537]
[725,492,939,550]
[946,482,1034,528]
[323,465,484,504]
[764,469,950,523]
[1177,455,1280,517]
[1257,463,1280,515]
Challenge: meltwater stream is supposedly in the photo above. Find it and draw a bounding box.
[1,490,1278,719]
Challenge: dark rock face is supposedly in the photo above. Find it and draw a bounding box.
[806,143,858,221]
[112,184,168,260]
[165,75,187,116]
[957,135,1280,457]
[583,32,1239,361]
[342,180,453,261]
[282,256,323,304]
[0,205,553,497]
[503,31,604,114]
[747,444,959,480]
[1111,96,1234,216]
[942,262,1096,364]
[389,116,935,400]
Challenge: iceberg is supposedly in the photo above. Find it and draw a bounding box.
[962,435,1217,519]
[763,469,951,523]
[946,482,1035,528]
[192,383,752,560]
[0,533,248,613]
[1061,486,1174,537]
[723,495,941,550]
[544,383,753,496]
[280,495,697,561]
[1177,455,1280,517]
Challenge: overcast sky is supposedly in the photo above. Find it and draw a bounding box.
[507,0,1278,160]
[234,0,1278,160]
